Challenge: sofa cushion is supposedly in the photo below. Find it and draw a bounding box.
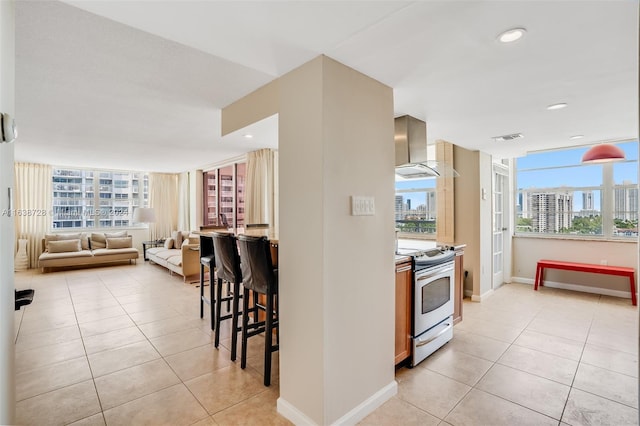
[106,230,128,238]
[48,239,81,253]
[80,233,90,250]
[155,249,181,261]
[44,233,83,251]
[164,238,174,249]
[90,232,107,249]
[167,255,183,267]
[171,231,183,249]
[106,236,133,249]
[39,250,93,260]
[92,247,138,257]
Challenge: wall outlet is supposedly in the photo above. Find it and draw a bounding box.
[600,260,608,265]
[351,196,375,216]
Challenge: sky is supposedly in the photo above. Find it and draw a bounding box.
[517,141,637,211]
[395,141,638,211]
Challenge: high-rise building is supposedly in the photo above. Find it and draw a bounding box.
[525,191,573,233]
[395,195,404,221]
[614,180,638,222]
[52,168,147,229]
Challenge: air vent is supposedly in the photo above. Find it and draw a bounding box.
[493,133,523,142]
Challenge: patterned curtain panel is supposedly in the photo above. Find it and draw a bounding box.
[149,173,179,240]
[245,149,278,232]
[14,162,53,268]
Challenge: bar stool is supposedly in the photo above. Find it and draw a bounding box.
[199,234,215,330]
[237,234,279,386]
[211,231,243,361]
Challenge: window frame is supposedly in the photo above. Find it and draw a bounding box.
[51,167,149,230]
[514,141,638,241]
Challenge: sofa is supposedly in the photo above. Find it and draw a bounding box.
[146,231,200,282]
[38,231,139,271]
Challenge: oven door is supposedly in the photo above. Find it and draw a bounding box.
[413,261,455,336]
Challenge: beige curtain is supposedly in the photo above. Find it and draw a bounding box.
[245,149,278,232]
[149,173,179,240]
[177,172,190,231]
[14,163,53,268]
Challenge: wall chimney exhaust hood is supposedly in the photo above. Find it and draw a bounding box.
[394,115,459,179]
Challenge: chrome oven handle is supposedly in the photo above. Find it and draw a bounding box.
[416,266,454,282]
[415,322,451,347]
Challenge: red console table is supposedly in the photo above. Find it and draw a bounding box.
[534,259,637,306]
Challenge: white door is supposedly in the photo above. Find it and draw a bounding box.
[492,163,509,289]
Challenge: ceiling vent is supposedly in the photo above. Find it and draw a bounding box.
[493,133,523,142]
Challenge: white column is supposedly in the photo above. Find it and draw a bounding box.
[0,1,16,423]
[277,56,396,425]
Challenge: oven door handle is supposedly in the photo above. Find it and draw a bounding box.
[416,267,453,282]
[415,322,452,347]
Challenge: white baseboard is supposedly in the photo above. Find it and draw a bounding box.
[277,397,317,425]
[471,288,494,302]
[277,381,398,426]
[511,276,634,299]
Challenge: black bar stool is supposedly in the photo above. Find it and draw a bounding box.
[211,231,243,361]
[237,234,279,386]
[199,234,215,330]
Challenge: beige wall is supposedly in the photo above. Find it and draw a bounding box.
[512,237,638,296]
[279,56,396,424]
[453,145,493,300]
[223,55,396,424]
[0,0,15,422]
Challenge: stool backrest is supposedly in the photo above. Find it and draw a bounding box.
[237,235,275,295]
[211,232,241,283]
[245,223,269,229]
[199,235,214,258]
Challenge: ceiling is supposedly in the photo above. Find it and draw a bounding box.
[14,1,638,173]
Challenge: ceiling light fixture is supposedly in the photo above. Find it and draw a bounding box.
[243,134,253,139]
[497,28,526,43]
[570,135,584,140]
[581,144,625,163]
[493,133,524,142]
[547,103,568,110]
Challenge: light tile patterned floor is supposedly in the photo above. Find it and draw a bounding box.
[14,263,639,425]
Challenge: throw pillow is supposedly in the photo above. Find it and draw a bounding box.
[90,232,107,249]
[106,230,128,238]
[44,234,58,251]
[163,238,174,249]
[171,231,183,249]
[80,233,90,250]
[48,239,81,253]
[106,236,133,249]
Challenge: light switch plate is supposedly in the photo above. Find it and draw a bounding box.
[351,196,375,216]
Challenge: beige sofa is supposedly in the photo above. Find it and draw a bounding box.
[38,231,139,271]
[146,231,200,282]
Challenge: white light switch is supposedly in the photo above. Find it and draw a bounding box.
[351,196,375,216]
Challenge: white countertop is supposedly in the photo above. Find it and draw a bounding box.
[397,239,438,251]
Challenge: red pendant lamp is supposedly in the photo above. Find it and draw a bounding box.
[581,144,626,163]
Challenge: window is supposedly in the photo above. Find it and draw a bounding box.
[52,168,149,229]
[203,163,246,228]
[395,177,437,237]
[515,141,638,239]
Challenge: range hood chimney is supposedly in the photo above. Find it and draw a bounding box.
[394,115,459,179]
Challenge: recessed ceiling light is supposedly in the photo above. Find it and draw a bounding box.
[497,28,526,43]
[243,134,253,139]
[547,103,568,110]
[570,135,584,140]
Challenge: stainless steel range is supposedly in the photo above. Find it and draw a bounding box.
[397,247,456,366]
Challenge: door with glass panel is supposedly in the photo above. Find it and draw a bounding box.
[492,163,509,289]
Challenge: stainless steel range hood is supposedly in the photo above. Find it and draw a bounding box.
[394,115,459,179]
